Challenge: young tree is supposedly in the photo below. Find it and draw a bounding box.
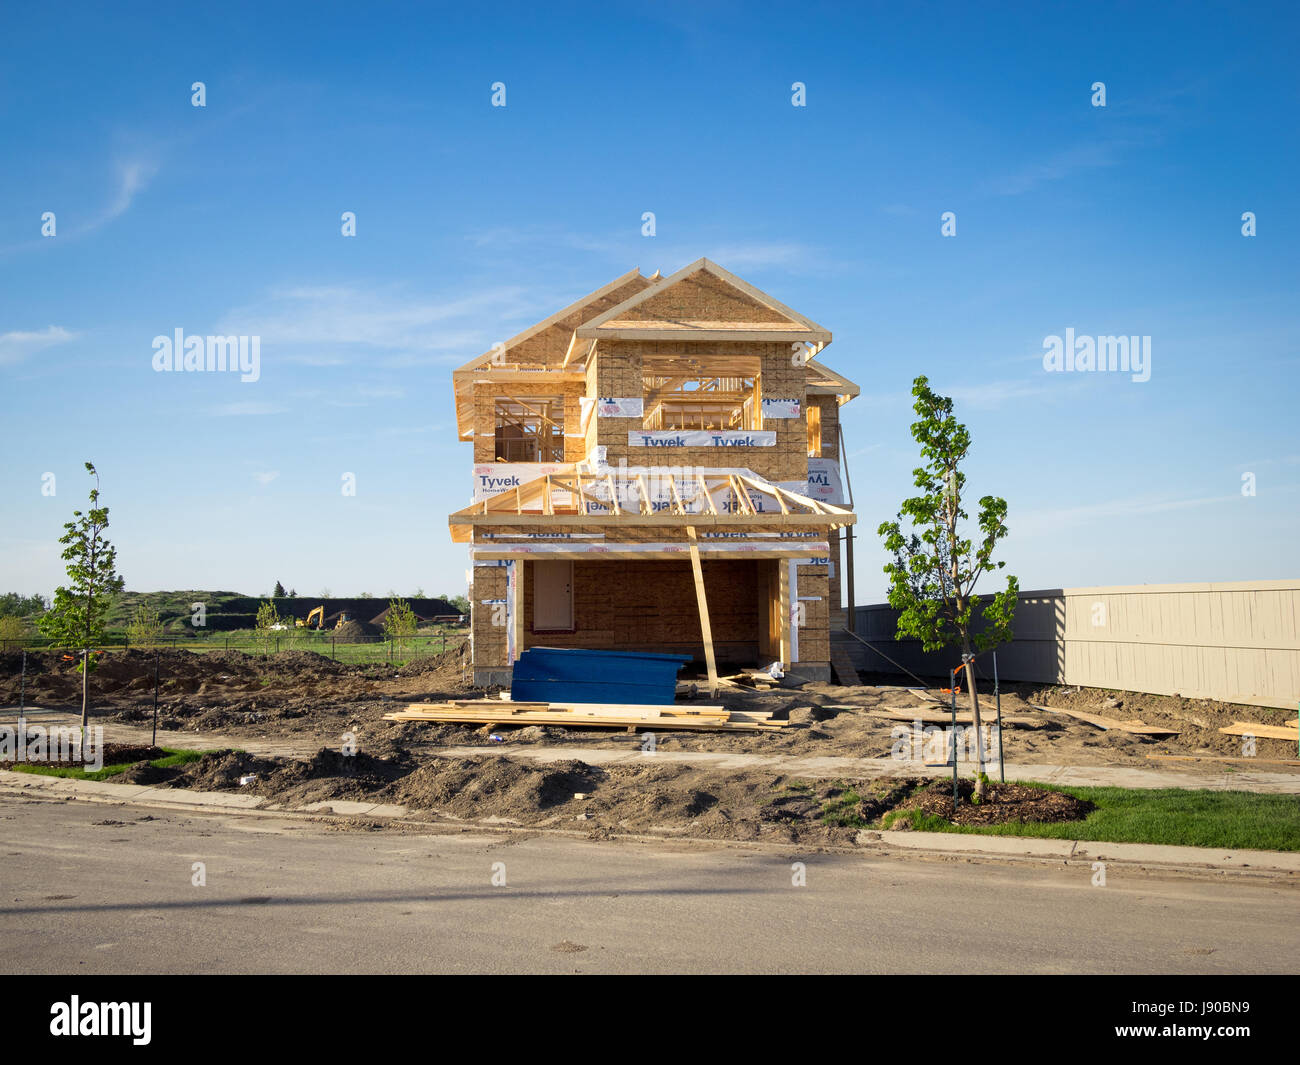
[877,377,1019,800]
[0,615,26,646]
[255,600,280,655]
[273,580,287,598]
[37,463,126,733]
[126,603,163,646]
[382,597,418,656]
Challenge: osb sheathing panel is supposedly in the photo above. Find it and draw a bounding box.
[593,340,809,484]
[471,565,509,669]
[522,558,762,663]
[610,272,799,326]
[796,566,830,662]
[810,394,839,460]
[500,277,653,367]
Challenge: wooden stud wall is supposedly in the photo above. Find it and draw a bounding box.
[593,340,809,483]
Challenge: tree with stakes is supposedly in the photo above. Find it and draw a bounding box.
[37,463,125,736]
[877,377,1019,801]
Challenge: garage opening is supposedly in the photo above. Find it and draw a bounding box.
[522,557,781,667]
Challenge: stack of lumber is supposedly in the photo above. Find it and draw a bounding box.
[384,698,789,732]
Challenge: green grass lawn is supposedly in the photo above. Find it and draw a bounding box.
[880,783,1300,851]
[4,748,209,782]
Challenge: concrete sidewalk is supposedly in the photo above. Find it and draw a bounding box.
[2,767,1297,879]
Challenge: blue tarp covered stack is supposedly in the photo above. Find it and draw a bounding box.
[509,647,692,706]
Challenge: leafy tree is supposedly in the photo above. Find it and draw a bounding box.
[412,587,425,597]
[37,463,125,733]
[273,580,287,598]
[877,377,1019,800]
[126,603,163,646]
[0,615,26,645]
[288,588,297,598]
[0,592,47,618]
[443,593,471,617]
[358,591,374,599]
[255,600,279,655]
[383,597,418,655]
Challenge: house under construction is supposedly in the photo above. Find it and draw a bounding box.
[448,258,860,691]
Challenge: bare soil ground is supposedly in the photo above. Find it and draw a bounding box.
[3,647,1296,768]
[3,646,1296,845]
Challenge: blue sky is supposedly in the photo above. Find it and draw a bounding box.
[1,0,1296,603]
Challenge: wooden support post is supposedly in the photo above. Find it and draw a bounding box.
[845,526,856,633]
[778,559,792,667]
[686,526,719,697]
[512,559,525,661]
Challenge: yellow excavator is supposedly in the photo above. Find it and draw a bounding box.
[298,606,325,629]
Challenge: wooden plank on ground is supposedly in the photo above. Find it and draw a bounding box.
[1146,754,1300,766]
[1030,704,1180,737]
[1218,721,1300,741]
[872,707,1044,727]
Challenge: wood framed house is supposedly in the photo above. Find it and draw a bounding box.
[449,258,860,691]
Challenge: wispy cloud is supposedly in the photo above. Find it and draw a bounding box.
[467,226,818,274]
[947,379,1052,409]
[211,401,288,416]
[219,283,530,364]
[97,157,158,227]
[0,326,77,366]
[1017,492,1241,536]
[252,471,280,484]
[985,141,1124,197]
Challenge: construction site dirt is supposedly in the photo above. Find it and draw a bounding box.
[2,647,1297,846]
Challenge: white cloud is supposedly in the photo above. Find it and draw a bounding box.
[252,471,280,484]
[0,326,77,366]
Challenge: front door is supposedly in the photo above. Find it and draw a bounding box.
[533,560,573,631]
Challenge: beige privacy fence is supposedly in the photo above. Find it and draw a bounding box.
[854,580,1300,710]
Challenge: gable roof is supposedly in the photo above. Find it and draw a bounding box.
[455,268,653,373]
[574,258,831,343]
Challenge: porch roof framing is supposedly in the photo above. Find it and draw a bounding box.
[449,467,854,542]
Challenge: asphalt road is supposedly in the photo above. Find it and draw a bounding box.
[1,796,1296,974]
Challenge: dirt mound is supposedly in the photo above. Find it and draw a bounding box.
[393,643,468,678]
[1,741,165,770]
[332,620,375,643]
[894,778,1093,826]
[389,757,603,819]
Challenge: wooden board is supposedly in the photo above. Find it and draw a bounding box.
[686,526,719,697]
[385,710,784,733]
[872,707,1043,728]
[1218,721,1300,741]
[389,698,786,732]
[1146,754,1300,766]
[1030,704,1180,737]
